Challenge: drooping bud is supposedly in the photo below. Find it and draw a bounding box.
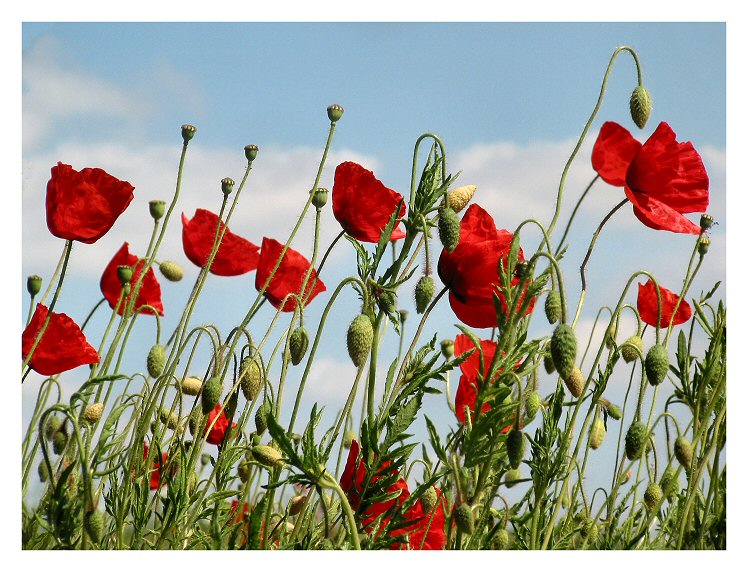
[45,415,62,440]
[644,344,669,386]
[159,261,184,282]
[629,85,652,129]
[543,353,556,375]
[159,407,179,430]
[244,144,259,162]
[237,458,251,483]
[604,325,616,349]
[454,503,475,534]
[620,335,644,363]
[643,482,663,512]
[437,205,460,252]
[27,275,42,297]
[414,276,435,314]
[239,357,263,402]
[550,324,577,379]
[697,236,710,256]
[625,421,647,460]
[605,401,623,421]
[327,104,344,123]
[544,291,562,324]
[700,213,714,232]
[52,429,68,455]
[347,314,374,368]
[377,291,397,314]
[181,124,197,143]
[589,417,606,450]
[38,461,49,482]
[288,495,307,516]
[524,391,541,422]
[504,467,521,488]
[181,376,202,396]
[506,429,525,469]
[674,435,693,469]
[146,344,166,378]
[289,326,309,366]
[252,444,285,469]
[447,185,477,213]
[660,467,680,500]
[495,528,510,550]
[221,177,235,195]
[117,265,133,285]
[440,339,454,359]
[85,510,104,544]
[255,401,271,435]
[619,468,633,486]
[420,487,438,514]
[224,390,239,420]
[514,260,530,280]
[149,199,166,221]
[82,402,104,425]
[564,367,585,399]
[201,376,222,414]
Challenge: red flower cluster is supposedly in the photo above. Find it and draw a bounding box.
[438,204,534,328]
[204,403,237,445]
[592,122,709,234]
[100,242,164,316]
[22,304,100,376]
[255,238,326,311]
[46,162,135,244]
[637,279,692,328]
[453,334,498,425]
[340,440,447,550]
[181,209,260,276]
[332,161,407,243]
[141,443,172,490]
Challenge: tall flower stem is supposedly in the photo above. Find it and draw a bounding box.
[554,175,600,256]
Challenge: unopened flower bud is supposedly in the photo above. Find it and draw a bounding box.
[420,486,438,514]
[38,461,49,482]
[674,435,693,469]
[201,376,222,414]
[440,339,454,358]
[181,124,197,143]
[551,324,577,379]
[255,402,271,434]
[181,376,202,396]
[629,85,652,129]
[697,236,710,256]
[544,291,562,324]
[564,367,585,398]
[605,401,623,421]
[438,205,460,252]
[455,503,475,534]
[147,344,166,378]
[604,325,616,349]
[700,213,714,231]
[85,510,104,544]
[52,430,68,455]
[221,177,235,195]
[27,275,42,297]
[347,314,374,368]
[288,495,306,516]
[252,444,285,469]
[515,260,530,280]
[644,344,669,386]
[447,185,477,213]
[415,276,435,314]
[159,261,184,282]
[289,326,309,366]
[620,335,643,363]
[506,429,525,469]
[505,467,521,488]
[237,458,251,483]
[343,430,356,449]
[117,265,133,285]
[312,187,329,209]
[524,391,541,422]
[643,482,663,512]
[327,104,344,123]
[239,357,263,402]
[589,417,606,450]
[149,200,166,221]
[625,421,647,460]
[159,407,179,430]
[82,402,104,424]
[543,352,556,375]
[495,528,510,550]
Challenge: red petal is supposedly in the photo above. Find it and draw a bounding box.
[204,403,237,445]
[255,238,326,311]
[181,209,260,276]
[592,122,643,187]
[637,279,692,328]
[45,162,134,244]
[100,242,164,316]
[21,304,100,376]
[332,162,407,243]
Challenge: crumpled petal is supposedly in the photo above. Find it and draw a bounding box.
[637,279,692,328]
[204,403,237,445]
[100,242,164,316]
[592,122,643,186]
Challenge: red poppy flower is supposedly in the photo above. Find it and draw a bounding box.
[400,487,448,550]
[181,209,260,276]
[437,204,534,328]
[45,162,135,244]
[22,304,100,376]
[332,161,407,243]
[100,242,164,316]
[141,443,172,490]
[204,403,237,445]
[637,279,692,328]
[454,334,498,424]
[592,121,709,234]
[255,238,326,311]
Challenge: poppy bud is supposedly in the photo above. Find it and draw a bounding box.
[447,185,477,213]
[629,85,652,129]
[239,357,263,402]
[440,339,454,358]
[327,104,344,123]
[644,344,669,386]
[45,415,62,440]
[82,402,104,425]
[582,520,599,543]
[377,291,397,314]
[697,236,710,256]
[495,528,510,550]
[347,314,374,368]
[605,401,623,421]
[515,260,530,280]
[589,417,606,450]
[674,435,693,469]
[343,430,356,449]
[543,353,556,375]
[524,391,541,422]
[544,291,562,324]
[619,468,633,486]
[551,324,577,379]
[255,401,271,435]
[420,486,438,514]
[52,429,68,455]
[252,444,285,469]
[27,275,42,297]
[505,467,521,488]
[289,326,309,366]
[625,421,647,460]
[643,481,663,512]
[244,144,259,162]
[455,503,475,534]
[201,376,222,414]
[147,344,166,378]
[506,429,525,469]
[224,390,239,420]
[85,510,104,544]
[221,177,235,195]
[604,325,616,349]
[414,276,435,314]
[159,261,184,282]
[311,187,329,209]
[181,124,197,143]
[181,376,202,396]
[149,200,166,221]
[288,495,306,516]
[237,458,251,483]
[620,335,643,363]
[38,461,49,483]
[438,205,460,253]
[159,407,179,430]
[117,265,133,285]
[564,367,585,398]
[700,213,714,231]
[660,467,680,501]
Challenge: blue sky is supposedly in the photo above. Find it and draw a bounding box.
[17,18,731,545]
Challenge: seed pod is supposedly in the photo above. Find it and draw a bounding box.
[414,276,435,314]
[447,184,477,213]
[440,339,454,359]
[544,291,562,324]
[201,376,222,414]
[454,503,474,534]
[589,418,606,450]
[674,435,693,469]
[625,421,647,460]
[420,486,438,515]
[495,528,510,550]
[629,85,653,129]
[181,376,203,396]
[85,510,104,544]
[82,402,104,424]
[327,104,344,123]
[159,261,184,282]
[27,274,43,297]
[645,344,669,386]
[620,335,644,363]
[289,326,309,366]
[147,344,166,378]
[252,444,285,469]
[438,205,460,252]
[643,482,663,512]
[346,314,374,368]
[239,357,263,402]
[312,187,329,209]
[550,324,577,379]
[524,391,541,422]
[564,367,584,398]
[506,429,525,469]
